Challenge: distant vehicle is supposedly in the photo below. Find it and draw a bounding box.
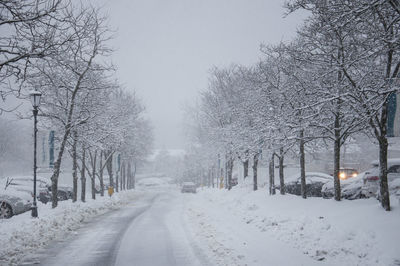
[338,168,358,180]
[0,178,32,218]
[276,172,333,197]
[181,182,196,193]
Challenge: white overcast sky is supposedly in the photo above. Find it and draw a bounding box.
[100,0,306,149]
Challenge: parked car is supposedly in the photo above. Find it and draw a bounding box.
[0,179,32,218]
[46,184,73,201]
[362,159,400,198]
[321,171,367,199]
[277,172,333,197]
[181,182,197,193]
[57,185,73,200]
[230,177,238,187]
[7,176,51,204]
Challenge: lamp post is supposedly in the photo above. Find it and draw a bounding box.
[29,90,42,218]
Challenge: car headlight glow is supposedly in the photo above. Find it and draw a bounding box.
[339,173,346,179]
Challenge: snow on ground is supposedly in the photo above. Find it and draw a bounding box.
[183,181,400,266]
[2,173,399,266]
[0,190,144,265]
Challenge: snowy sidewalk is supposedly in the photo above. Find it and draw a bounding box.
[0,190,145,265]
[183,185,400,266]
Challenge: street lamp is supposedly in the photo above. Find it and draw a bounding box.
[29,90,42,218]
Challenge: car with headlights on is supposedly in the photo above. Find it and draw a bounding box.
[338,168,358,180]
[322,171,366,199]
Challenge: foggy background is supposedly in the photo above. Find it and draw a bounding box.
[100,0,307,149]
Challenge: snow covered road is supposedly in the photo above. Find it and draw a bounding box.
[21,189,210,266]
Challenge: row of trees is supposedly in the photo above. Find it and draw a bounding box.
[0,1,153,208]
[185,0,400,211]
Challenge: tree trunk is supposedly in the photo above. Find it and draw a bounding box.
[91,151,97,200]
[115,171,119,193]
[227,158,233,190]
[333,113,341,201]
[379,98,391,210]
[279,147,285,195]
[72,130,78,202]
[211,167,215,188]
[106,151,114,189]
[81,147,86,202]
[210,168,212,187]
[220,168,224,189]
[126,162,131,189]
[122,162,126,190]
[132,162,136,189]
[99,150,104,196]
[379,136,391,210]
[224,159,228,189]
[243,159,249,180]
[50,128,71,208]
[119,162,122,191]
[115,155,119,193]
[300,129,307,199]
[252,153,258,191]
[269,153,275,195]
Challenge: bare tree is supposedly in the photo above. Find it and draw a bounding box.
[0,0,70,111]
[25,4,112,208]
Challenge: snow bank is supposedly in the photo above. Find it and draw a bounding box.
[184,184,400,266]
[0,190,142,265]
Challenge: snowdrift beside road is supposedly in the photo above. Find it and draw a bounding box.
[184,184,400,266]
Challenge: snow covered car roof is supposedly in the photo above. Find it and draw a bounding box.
[286,172,333,184]
[7,175,51,185]
[370,158,400,167]
[0,186,32,202]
